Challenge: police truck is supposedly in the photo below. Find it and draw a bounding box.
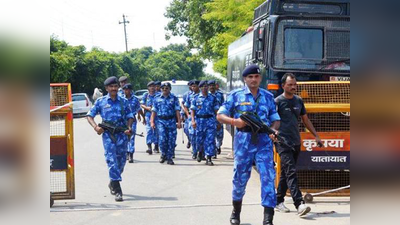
[227,0,350,196]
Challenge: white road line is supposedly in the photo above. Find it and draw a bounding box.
[50,202,260,213]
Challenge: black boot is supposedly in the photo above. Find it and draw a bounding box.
[217,147,221,155]
[167,159,175,165]
[159,155,166,163]
[197,151,202,162]
[113,181,123,202]
[128,153,134,163]
[146,144,153,155]
[263,207,274,225]
[201,152,206,160]
[206,156,214,166]
[186,141,191,149]
[108,181,116,195]
[230,200,242,225]
[154,144,159,153]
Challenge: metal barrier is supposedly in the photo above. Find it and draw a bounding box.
[50,83,75,206]
[275,81,350,199]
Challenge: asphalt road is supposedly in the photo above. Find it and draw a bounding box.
[50,116,350,225]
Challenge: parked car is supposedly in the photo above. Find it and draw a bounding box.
[72,93,92,116]
[163,80,190,104]
[134,89,148,101]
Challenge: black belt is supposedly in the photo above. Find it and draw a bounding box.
[237,126,267,133]
[158,115,175,120]
[196,114,213,119]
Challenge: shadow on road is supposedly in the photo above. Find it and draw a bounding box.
[123,194,178,202]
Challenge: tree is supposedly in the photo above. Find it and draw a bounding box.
[165,0,224,59]
[50,37,206,94]
[165,0,264,76]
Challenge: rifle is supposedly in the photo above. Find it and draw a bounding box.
[239,112,294,151]
[98,122,144,143]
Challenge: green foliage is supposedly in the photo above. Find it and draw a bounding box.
[165,0,264,76]
[50,37,205,96]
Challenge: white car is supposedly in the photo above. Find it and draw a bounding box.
[134,89,148,101]
[164,80,190,103]
[72,93,92,115]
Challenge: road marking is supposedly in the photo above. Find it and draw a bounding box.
[50,202,260,213]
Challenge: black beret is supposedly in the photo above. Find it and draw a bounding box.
[207,80,216,85]
[188,80,194,86]
[104,76,118,86]
[242,64,261,77]
[160,82,171,89]
[147,81,155,87]
[154,81,162,86]
[191,80,200,86]
[122,83,133,90]
[199,80,208,87]
[119,76,128,82]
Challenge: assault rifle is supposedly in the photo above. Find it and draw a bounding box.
[98,122,144,143]
[239,112,294,151]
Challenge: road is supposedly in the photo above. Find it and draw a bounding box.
[50,116,350,225]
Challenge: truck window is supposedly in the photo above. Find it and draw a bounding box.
[284,28,323,60]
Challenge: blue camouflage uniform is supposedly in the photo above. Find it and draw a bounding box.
[190,93,219,157]
[182,90,192,142]
[124,94,141,154]
[117,88,124,97]
[213,90,225,150]
[87,94,134,181]
[218,86,280,208]
[152,93,180,160]
[141,92,158,146]
[185,91,199,155]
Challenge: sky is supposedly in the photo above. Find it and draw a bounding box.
[50,0,223,79]
[50,0,187,52]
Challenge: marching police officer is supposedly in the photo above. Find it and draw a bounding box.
[217,64,280,225]
[141,81,159,154]
[184,80,200,159]
[118,76,128,97]
[181,81,193,149]
[190,80,219,165]
[122,83,145,163]
[87,76,134,202]
[150,82,182,165]
[208,80,225,158]
[154,80,162,95]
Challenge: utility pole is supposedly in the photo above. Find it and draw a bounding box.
[119,14,129,52]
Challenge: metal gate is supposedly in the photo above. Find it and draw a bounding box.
[275,81,350,197]
[50,83,75,205]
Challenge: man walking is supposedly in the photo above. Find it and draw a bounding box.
[122,83,145,163]
[190,80,219,165]
[184,80,200,159]
[150,82,182,165]
[118,76,128,97]
[208,80,224,158]
[217,64,280,225]
[87,76,134,202]
[141,81,159,154]
[274,73,323,216]
[181,81,193,149]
